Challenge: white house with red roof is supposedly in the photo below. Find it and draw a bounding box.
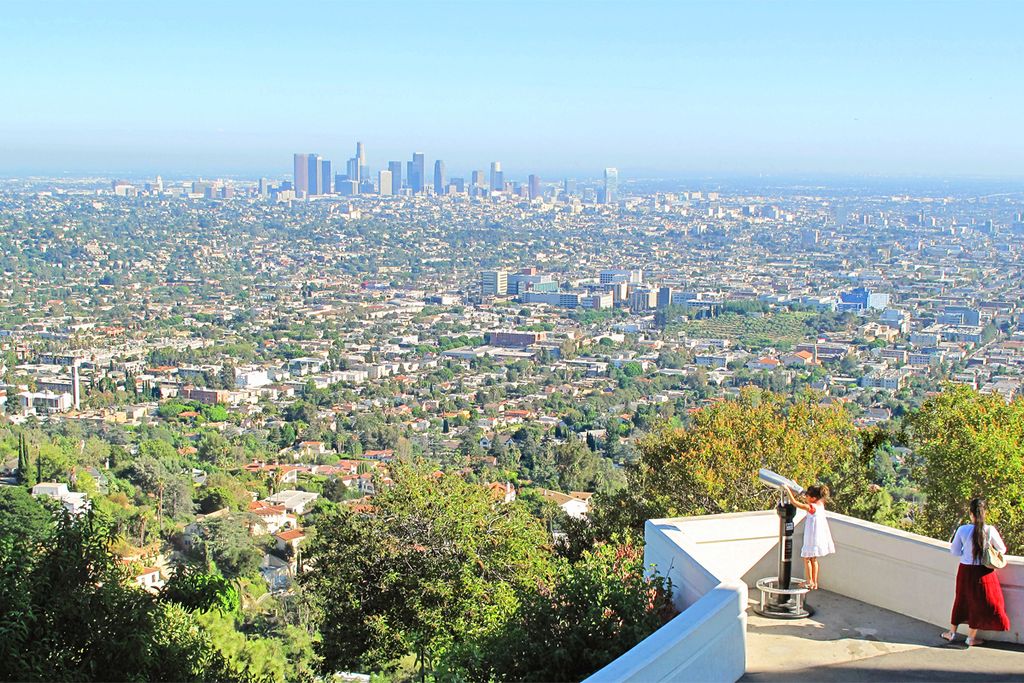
[248,501,295,534]
[274,528,306,554]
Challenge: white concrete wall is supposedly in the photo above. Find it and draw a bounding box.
[594,509,1023,683]
[653,510,808,586]
[584,582,748,683]
[822,512,1024,644]
[584,519,749,683]
[644,519,721,611]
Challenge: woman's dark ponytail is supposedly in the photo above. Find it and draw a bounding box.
[970,497,986,564]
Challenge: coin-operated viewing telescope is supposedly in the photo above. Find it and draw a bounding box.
[753,468,813,619]
[758,468,804,495]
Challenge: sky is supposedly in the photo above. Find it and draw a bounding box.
[2,0,1023,179]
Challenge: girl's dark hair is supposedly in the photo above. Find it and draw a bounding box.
[806,484,830,501]
[970,497,987,564]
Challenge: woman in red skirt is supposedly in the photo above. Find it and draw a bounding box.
[941,497,1010,646]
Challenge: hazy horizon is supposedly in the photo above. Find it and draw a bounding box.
[3,0,1023,179]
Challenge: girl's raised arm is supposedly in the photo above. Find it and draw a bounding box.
[785,486,811,512]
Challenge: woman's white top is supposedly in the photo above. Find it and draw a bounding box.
[801,502,836,558]
[950,524,1007,565]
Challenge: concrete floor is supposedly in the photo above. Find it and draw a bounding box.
[743,590,1024,682]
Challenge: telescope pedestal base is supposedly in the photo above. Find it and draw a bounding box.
[752,577,814,620]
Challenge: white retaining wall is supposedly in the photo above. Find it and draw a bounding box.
[587,509,1023,683]
[822,513,1024,644]
[584,519,748,683]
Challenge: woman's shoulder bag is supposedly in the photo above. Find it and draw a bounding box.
[983,528,1007,570]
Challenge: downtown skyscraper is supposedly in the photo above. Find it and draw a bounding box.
[320,158,332,194]
[307,154,324,195]
[433,160,446,195]
[293,153,310,195]
[603,167,618,204]
[355,141,366,180]
[378,169,393,195]
[409,152,426,193]
[490,161,503,191]
[346,142,366,183]
[388,161,402,192]
[471,170,486,196]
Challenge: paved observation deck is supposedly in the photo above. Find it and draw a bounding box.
[746,590,1024,682]
[586,510,1024,683]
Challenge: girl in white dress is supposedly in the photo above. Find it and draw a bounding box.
[786,484,835,589]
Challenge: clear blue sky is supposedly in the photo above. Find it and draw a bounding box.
[3,0,1023,179]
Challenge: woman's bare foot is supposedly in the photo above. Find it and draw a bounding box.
[966,637,984,647]
[940,630,957,642]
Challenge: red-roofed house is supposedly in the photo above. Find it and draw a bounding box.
[746,357,781,371]
[248,502,295,535]
[363,449,395,462]
[275,528,306,554]
[782,350,819,367]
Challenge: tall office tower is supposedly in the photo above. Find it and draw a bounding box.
[306,154,324,195]
[433,160,446,195]
[528,174,541,200]
[563,178,577,196]
[480,269,508,296]
[490,161,502,191]
[406,161,414,191]
[411,152,426,193]
[388,161,402,191]
[356,141,367,180]
[346,158,360,182]
[657,286,673,309]
[451,177,465,193]
[603,167,619,204]
[258,178,271,197]
[334,174,347,192]
[293,153,310,194]
[378,169,393,195]
[320,159,332,194]
[471,170,486,195]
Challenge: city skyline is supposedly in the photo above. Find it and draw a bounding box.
[2,1,1024,178]
[283,143,619,201]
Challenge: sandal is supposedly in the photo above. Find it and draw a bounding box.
[940,630,957,642]
[966,637,984,647]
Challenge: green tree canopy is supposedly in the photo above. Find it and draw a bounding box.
[0,485,51,544]
[0,512,248,682]
[450,541,674,682]
[591,388,876,536]
[196,514,262,580]
[908,384,1024,552]
[302,462,551,678]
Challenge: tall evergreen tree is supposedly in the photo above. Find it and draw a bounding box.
[17,432,30,486]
